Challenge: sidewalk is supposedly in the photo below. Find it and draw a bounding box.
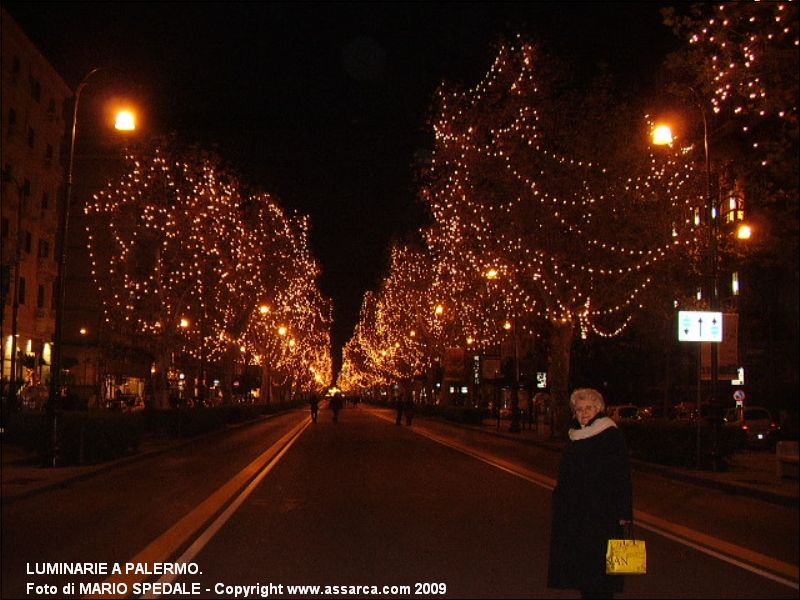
[2,412,798,507]
[1,433,192,504]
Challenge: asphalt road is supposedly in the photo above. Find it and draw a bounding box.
[2,405,797,599]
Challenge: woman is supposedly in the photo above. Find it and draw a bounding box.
[548,388,633,599]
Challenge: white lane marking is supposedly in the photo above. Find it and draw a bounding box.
[136,418,310,599]
[366,408,799,590]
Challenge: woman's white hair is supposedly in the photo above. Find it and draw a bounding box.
[569,388,605,411]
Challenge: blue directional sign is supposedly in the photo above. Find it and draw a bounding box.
[678,310,723,342]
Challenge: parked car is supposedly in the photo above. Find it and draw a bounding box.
[607,404,640,422]
[673,402,713,424]
[638,404,675,420]
[724,405,780,448]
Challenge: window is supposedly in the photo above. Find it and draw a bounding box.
[37,284,46,308]
[22,231,32,254]
[18,277,26,305]
[38,239,49,259]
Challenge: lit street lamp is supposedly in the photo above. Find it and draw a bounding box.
[504,317,521,433]
[47,68,136,466]
[652,92,734,470]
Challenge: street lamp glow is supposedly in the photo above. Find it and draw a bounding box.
[79,327,88,335]
[503,321,512,331]
[114,109,136,131]
[434,304,444,316]
[651,124,674,146]
[179,318,190,329]
[259,304,270,315]
[736,223,752,240]
[278,325,288,336]
[485,268,499,279]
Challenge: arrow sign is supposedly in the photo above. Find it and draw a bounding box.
[678,310,723,342]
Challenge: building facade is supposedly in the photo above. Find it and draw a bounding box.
[1,8,72,402]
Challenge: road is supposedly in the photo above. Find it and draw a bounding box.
[2,405,797,599]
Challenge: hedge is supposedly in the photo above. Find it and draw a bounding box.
[3,399,305,466]
[619,420,747,470]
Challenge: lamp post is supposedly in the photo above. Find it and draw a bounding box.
[484,268,521,433]
[653,93,723,469]
[47,68,135,466]
[504,317,521,433]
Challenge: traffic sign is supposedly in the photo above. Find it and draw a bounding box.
[733,390,746,403]
[678,310,723,342]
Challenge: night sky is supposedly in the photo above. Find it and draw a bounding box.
[4,2,678,373]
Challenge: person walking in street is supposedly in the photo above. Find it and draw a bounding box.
[395,396,404,425]
[404,396,415,425]
[491,398,501,429]
[309,394,319,423]
[331,393,343,423]
[547,388,633,599]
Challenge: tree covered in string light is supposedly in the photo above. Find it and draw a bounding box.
[663,2,798,123]
[662,2,798,267]
[660,2,799,409]
[338,244,438,395]
[87,145,331,407]
[422,40,703,431]
[338,292,387,393]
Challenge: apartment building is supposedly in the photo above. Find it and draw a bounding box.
[1,8,71,396]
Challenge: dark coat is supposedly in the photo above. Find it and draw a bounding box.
[547,417,633,594]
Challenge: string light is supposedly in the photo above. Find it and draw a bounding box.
[340,40,705,393]
[86,146,332,394]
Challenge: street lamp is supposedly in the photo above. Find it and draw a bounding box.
[47,68,136,467]
[504,316,521,433]
[653,95,728,469]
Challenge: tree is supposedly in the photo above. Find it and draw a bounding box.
[661,2,799,409]
[421,40,703,434]
[87,144,332,407]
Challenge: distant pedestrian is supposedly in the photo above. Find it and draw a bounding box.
[404,397,415,425]
[491,399,500,429]
[547,388,633,599]
[395,397,404,425]
[309,394,319,423]
[331,393,343,422]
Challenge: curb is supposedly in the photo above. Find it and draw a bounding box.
[426,415,799,508]
[1,410,293,505]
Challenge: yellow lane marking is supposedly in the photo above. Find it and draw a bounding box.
[89,416,309,599]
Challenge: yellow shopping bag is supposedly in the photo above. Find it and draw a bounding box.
[606,538,647,574]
